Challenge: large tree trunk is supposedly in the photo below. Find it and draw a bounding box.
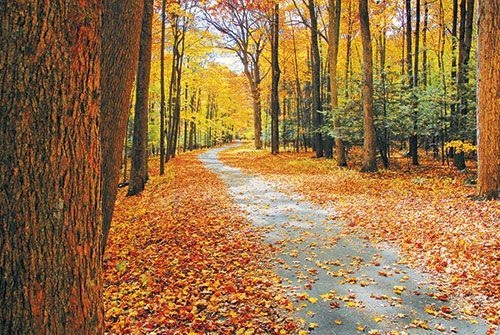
[328,0,347,166]
[308,0,324,158]
[359,0,378,172]
[101,0,143,249]
[271,3,281,155]
[0,2,104,334]
[476,0,499,199]
[128,0,154,196]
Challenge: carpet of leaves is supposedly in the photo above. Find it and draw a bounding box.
[104,153,297,334]
[220,144,499,327]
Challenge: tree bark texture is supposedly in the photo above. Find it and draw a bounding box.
[271,4,281,155]
[128,0,154,196]
[477,0,499,199]
[100,0,143,249]
[0,1,104,334]
[328,0,347,166]
[307,0,324,158]
[359,0,378,172]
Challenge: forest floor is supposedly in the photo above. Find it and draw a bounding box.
[104,143,498,335]
[104,153,296,334]
[219,143,499,332]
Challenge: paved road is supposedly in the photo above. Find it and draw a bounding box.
[200,145,491,335]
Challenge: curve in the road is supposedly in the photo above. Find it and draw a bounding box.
[200,145,490,335]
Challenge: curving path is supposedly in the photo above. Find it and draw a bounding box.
[200,145,490,335]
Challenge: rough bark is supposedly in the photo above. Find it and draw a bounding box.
[251,69,263,150]
[405,0,413,86]
[477,0,499,199]
[422,0,429,88]
[160,0,167,174]
[452,0,475,170]
[271,4,281,155]
[410,0,420,166]
[328,0,346,166]
[101,0,143,249]
[128,0,154,196]
[0,1,104,334]
[308,0,324,158]
[359,0,378,172]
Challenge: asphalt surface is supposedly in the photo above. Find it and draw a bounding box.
[200,145,491,335]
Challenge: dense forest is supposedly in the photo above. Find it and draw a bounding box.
[118,0,497,195]
[0,0,498,334]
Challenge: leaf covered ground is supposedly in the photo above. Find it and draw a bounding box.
[219,145,499,327]
[104,153,297,334]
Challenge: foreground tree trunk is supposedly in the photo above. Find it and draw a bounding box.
[271,3,281,155]
[101,0,143,248]
[128,0,154,196]
[476,0,499,199]
[0,2,104,334]
[359,0,378,172]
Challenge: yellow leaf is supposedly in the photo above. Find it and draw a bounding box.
[308,297,318,304]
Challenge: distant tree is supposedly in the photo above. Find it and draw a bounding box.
[328,0,347,166]
[128,0,155,196]
[204,0,268,150]
[359,0,378,172]
[271,3,281,155]
[306,0,324,158]
[0,1,104,333]
[476,0,499,199]
[160,0,167,174]
[452,0,475,170]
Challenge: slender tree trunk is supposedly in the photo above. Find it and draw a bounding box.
[345,0,353,99]
[477,0,499,199]
[166,27,179,160]
[410,0,420,166]
[251,64,263,150]
[101,0,144,249]
[271,4,281,155]
[422,0,429,88]
[123,113,131,184]
[328,0,346,166]
[283,95,288,151]
[454,0,475,169]
[379,30,390,167]
[359,0,378,172]
[160,0,167,175]
[414,0,420,87]
[0,2,104,333]
[450,0,459,137]
[308,0,324,157]
[291,22,303,152]
[128,0,154,196]
[405,0,413,86]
